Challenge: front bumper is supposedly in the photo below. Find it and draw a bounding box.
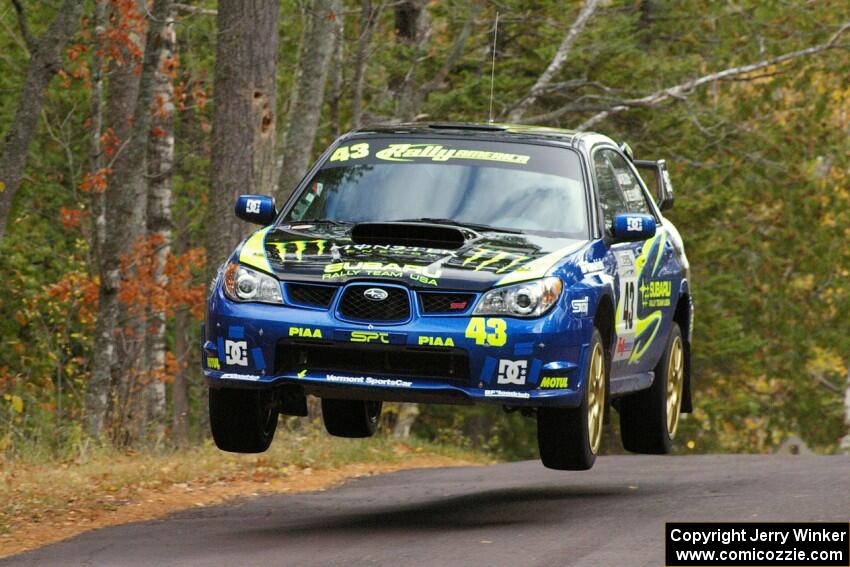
[203,284,595,408]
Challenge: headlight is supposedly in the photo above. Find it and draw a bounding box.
[473,277,563,317]
[222,262,283,304]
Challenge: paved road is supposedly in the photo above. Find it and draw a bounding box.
[4,455,849,567]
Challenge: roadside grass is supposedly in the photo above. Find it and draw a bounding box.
[0,426,490,548]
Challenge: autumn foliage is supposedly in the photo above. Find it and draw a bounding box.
[117,235,206,322]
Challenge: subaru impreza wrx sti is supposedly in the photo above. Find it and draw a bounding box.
[203,123,693,470]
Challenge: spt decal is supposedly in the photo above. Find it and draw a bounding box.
[571,296,589,316]
[350,331,390,344]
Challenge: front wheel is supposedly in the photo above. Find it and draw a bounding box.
[537,328,607,470]
[321,399,382,438]
[619,323,684,454]
[209,388,278,453]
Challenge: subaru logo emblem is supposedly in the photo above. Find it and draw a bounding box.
[363,288,388,301]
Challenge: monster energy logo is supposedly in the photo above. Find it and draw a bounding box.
[269,240,327,262]
[375,144,530,165]
[459,247,530,273]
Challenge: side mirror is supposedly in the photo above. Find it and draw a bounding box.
[235,194,276,225]
[634,159,674,211]
[656,161,674,211]
[612,213,656,242]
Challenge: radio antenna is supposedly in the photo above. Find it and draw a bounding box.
[487,12,500,123]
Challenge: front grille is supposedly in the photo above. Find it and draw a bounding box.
[287,283,337,308]
[419,292,475,314]
[338,285,410,322]
[276,340,470,385]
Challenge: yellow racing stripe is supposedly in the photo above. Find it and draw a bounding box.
[496,242,584,286]
[238,227,273,273]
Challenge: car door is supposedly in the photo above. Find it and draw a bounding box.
[592,147,675,377]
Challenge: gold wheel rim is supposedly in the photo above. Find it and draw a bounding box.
[587,342,605,454]
[666,336,685,437]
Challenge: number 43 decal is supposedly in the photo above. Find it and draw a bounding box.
[465,318,507,346]
[330,142,369,162]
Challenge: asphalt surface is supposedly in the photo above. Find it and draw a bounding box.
[4,455,849,567]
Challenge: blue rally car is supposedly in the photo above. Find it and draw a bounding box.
[203,123,693,470]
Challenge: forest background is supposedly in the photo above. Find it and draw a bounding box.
[1,0,849,462]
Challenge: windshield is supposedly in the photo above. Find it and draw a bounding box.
[284,137,587,238]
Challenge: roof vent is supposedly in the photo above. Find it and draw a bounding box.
[427,122,507,132]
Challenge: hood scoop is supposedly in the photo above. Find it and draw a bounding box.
[350,222,468,250]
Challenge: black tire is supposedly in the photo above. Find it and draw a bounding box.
[321,399,382,438]
[209,388,277,453]
[537,328,607,470]
[619,323,684,454]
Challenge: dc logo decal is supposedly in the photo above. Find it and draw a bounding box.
[497,359,528,385]
[245,199,262,214]
[225,340,248,366]
[626,217,643,232]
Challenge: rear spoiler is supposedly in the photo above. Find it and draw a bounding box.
[633,159,674,212]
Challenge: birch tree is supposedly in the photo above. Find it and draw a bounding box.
[144,5,177,442]
[505,0,599,122]
[86,0,174,437]
[276,0,341,202]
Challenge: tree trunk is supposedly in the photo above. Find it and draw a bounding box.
[0,0,85,241]
[206,0,280,275]
[351,0,378,129]
[328,11,345,138]
[392,403,419,438]
[87,0,147,438]
[171,306,190,446]
[842,371,850,454]
[389,0,429,122]
[276,0,341,202]
[88,0,108,269]
[86,0,174,439]
[108,1,149,440]
[144,5,177,444]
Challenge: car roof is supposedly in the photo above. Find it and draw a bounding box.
[346,122,617,149]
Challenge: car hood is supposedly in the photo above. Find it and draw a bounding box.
[237,222,586,292]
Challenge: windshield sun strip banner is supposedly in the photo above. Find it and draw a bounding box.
[375,143,530,164]
[321,138,584,180]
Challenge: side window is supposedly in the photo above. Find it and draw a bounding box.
[605,151,651,215]
[593,149,628,230]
